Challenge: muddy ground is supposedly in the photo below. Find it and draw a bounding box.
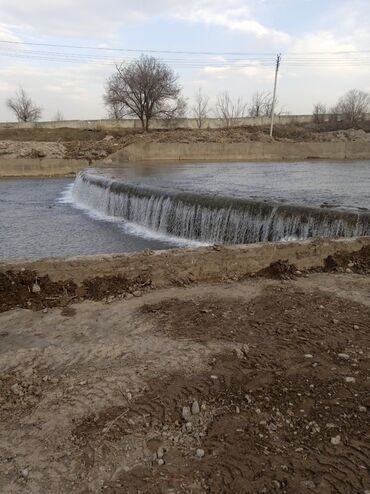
[0,268,369,494]
[0,125,369,162]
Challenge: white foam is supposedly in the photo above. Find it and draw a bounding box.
[59,183,208,248]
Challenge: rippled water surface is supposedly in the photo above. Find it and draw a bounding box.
[1,160,369,259]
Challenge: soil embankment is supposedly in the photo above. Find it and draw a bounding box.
[0,247,369,492]
[0,126,369,177]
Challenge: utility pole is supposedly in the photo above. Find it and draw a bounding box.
[270,53,281,137]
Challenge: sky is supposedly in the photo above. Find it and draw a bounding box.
[0,0,369,121]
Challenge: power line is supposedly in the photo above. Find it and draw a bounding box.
[0,39,369,56]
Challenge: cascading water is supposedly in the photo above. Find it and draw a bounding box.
[72,170,370,244]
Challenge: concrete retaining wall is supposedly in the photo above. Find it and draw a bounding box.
[2,113,369,131]
[0,158,89,177]
[108,141,370,163]
[1,237,369,284]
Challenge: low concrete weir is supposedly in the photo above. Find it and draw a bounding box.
[72,170,370,244]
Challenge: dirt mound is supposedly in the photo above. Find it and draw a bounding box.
[0,270,152,312]
[257,259,299,279]
[0,140,66,159]
[324,246,370,274]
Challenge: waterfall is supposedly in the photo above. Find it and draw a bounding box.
[72,170,370,244]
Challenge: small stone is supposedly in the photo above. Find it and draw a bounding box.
[345,268,352,273]
[319,305,325,309]
[332,319,339,325]
[132,291,142,297]
[295,270,302,276]
[236,406,240,414]
[20,468,29,479]
[32,282,41,294]
[79,380,87,386]
[338,353,350,360]
[157,459,164,466]
[182,406,192,422]
[42,308,48,313]
[185,421,192,432]
[11,383,24,396]
[304,354,313,359]
[157,447,165,459]
[353,325,360,330]
[344,377,356,383]
[191,400,200,415]
[196,449,205,459]
[348,262,354,268]
[272,480,281,489]
[210,375,218,380]
[331,435,341,445]
[359,406,367,413]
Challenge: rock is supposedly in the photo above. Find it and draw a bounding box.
[338,353,350,360]
[345,268,352,273]
[196,448,205,458]
[185,421,192,432]
[192,400,200,415]
[182,406,192,422]
[157,447,165,459]
[295,270,302,276]
[344,377,356,383]
[32,282,41,294]
[102,135,115,141]
[236,406,240,414]
[20,468,29,479]
[359,406,367,413]
[332,319,339,325]
[331,435,341,445]
[353,325,360,330]
[157,459,164,466]
[11,383,24,396]
[210,375,218,380]
[132,291,142,297]
[304,354,313,359]
[42,308,48,313]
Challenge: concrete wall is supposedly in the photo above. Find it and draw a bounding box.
[2,113,369,131]
[107,140,370,163]
[1,237,369,284]
[0,158,89,177]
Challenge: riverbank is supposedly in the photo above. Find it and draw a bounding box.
[0,126,369,177]
[1,240,369,493]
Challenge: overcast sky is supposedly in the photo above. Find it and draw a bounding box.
[0,0,369,121]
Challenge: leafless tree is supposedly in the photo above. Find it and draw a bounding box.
[192,88,210,128]
[215,91,247,127]
[248,91,276,118]
[54,110,64,122]
[104,55,185,131]
[335,89,370,125]
[312,103,327,124]
[6,87,42,122]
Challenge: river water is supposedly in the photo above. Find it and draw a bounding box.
[1,160,369,259]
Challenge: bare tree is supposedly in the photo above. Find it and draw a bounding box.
[192,88,210,129]
[312,103,327,124]
[215,91,247,127]
[335,89,370,125]
[54,110,64,122]
[6,87,42,122]
[248,91,276,118]
[104,55,185,131]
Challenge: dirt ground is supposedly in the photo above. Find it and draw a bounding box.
[0,125,369,162]
[0,269,369,494]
